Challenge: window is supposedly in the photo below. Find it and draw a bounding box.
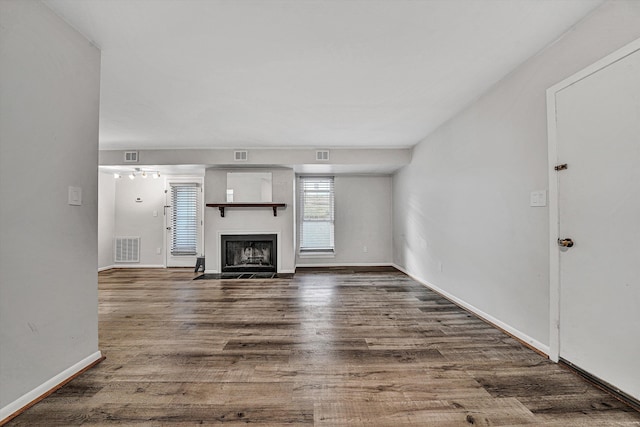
[299,176,334,252]
[170,183,200,255]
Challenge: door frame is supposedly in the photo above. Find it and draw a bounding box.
[164,175,205,267]
[546,37,640,362]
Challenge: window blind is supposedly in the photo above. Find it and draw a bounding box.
[171,183,200,255]
[299,176,334,252]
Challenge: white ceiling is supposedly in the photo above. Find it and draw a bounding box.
[46,0,602,151]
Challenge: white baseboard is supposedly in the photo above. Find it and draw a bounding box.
[98,265,114,272]
[202,269,295,274]
[112,264,165,269]
[0,351,103,423]
[392,264,550,356]
[296,262,394,268]
[279,269,296,274]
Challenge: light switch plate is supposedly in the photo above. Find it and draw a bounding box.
[530,190,547,207]
[68,186,82,206]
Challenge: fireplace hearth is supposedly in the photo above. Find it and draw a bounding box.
[221,234,277,273]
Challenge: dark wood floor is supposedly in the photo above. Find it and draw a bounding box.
[8,267,640,426]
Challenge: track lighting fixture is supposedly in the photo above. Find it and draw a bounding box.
[113,168,160,180]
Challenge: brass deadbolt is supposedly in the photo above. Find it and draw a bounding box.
[557,238,574,248]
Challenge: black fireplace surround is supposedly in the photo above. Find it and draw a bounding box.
[221,234,277,273]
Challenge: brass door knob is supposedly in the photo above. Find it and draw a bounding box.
[558,238,574,248]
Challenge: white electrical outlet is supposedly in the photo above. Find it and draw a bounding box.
[363,246,368,253]
[530,190,547,207]
[156,247,161,255]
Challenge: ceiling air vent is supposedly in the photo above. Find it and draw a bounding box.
[124,151,139,163]
[234,150,248,161]
[316,150,329,161]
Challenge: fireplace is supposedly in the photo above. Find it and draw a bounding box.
[221,234,277,273]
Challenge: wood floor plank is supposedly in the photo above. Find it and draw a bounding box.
[314,398,538,426]
[6,267,640,426]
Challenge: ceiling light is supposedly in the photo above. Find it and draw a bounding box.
[116,169,160,180]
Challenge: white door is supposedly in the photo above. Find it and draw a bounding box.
[165,180,203,267]
[554,47,640,400]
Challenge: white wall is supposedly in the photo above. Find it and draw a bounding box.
[100,148,411,173]
[0,0,101,416]
[393,0,640,352]
[297,175,393,266]
[205,168,296,273]
[114,176,166,267]
[98,172,116,270]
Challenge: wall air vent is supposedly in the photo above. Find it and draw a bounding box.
[234,150,248,161]
[124,151,139,163]
[114,237,140,263]
[316,150,330,161]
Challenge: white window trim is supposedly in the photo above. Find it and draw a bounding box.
[298,250,335,259]
[170,183,200,256]
[298,176,335,255]
[164,176,205,266]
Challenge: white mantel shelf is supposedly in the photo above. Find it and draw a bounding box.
[206,203,287,217]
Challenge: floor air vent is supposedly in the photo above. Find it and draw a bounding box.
[114,237,140,262]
